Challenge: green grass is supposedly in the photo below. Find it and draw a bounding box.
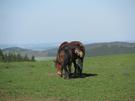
[0,53,135,101]
[35,56,55,61]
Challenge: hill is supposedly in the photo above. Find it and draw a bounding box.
[45,42,135,56]
[2,47,47,57]
[0,43,57,51]
[85,42,135,56]
[1,42,135,57]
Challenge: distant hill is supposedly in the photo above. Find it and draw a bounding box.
[45,42,135,57]
[0,43,58,51]
[2,42,135,57]
[2,47,47,58]
[42,47,58,56]
[85,42,135,56]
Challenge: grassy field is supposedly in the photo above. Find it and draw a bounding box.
[35,57,55,61]
[0,53,135,101]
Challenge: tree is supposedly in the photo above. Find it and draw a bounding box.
[24,54,29,61]
[0,50,35,62]
[3,54,8,62]
[17,53,22,61]
[13,53,17,61]
[0,49,4,61]
[7,52,12,62]
[31,56,35,62]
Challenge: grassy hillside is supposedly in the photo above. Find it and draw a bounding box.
[0,53,135,101]
[2,42,135,57]
[43,47,58,57]
[45,42,135,56]
[85,42,135,56]
[2,47,47,58]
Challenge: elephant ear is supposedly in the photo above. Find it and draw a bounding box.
[75,48,83,58]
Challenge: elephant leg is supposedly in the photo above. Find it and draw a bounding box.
[73,62,78,76]
[63,65,69,79]
[76,59,83,77]
[68,63,72,76]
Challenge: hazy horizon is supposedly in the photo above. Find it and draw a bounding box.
[0,0,135,45]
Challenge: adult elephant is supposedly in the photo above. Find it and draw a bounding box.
[54,41,85,78]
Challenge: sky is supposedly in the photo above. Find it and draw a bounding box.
[0,0,135,45]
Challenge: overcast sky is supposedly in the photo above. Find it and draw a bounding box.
[0,0,135,44]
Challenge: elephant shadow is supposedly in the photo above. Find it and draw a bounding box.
[70,73,98,79]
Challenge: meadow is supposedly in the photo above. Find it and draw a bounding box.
[0,53,135,101]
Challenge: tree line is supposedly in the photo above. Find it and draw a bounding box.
[0,49,35,62]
